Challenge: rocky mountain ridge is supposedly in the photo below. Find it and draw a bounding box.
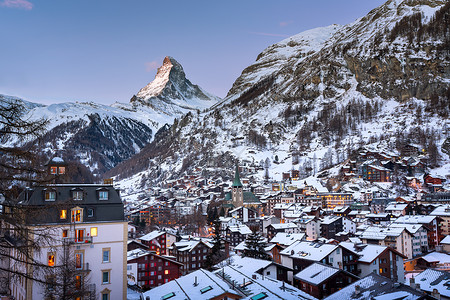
[1,57,220,175]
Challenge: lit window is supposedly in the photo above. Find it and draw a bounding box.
[60,210,67,219]
[45,191,56,201]
[102,249,110,263]
[58,166,65,174]
[91,227,98,237]
[99,191,108,200]
[50,167,57,175]
[164,270,169,275]
[62,229,68,238]
[71,208,83,222]
[48,253,55,267]
[75,229,85,243]
[102,271,110,284]
[75,275,81,290]
[75,253,83,270]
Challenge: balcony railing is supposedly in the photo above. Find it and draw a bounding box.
[63,236,93,244]
[75,263,91,272]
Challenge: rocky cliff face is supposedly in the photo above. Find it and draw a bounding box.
[227,0,449,104]
[131,56,220,115]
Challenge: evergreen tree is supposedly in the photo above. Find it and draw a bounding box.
[242,231,272,261]
[204,219,225,270]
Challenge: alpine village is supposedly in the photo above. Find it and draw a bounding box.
[1,0,450,299]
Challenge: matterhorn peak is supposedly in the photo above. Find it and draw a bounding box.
[131,56,220,115]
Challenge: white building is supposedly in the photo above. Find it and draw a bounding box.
[4,161,127,300]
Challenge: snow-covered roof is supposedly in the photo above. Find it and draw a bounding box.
[139,230,165,241]
[430,205,450,217]
[411,269,450,298]
[174,239,212,252]
[294,263,340,285]
[393,215,437,225]
[280,241,337,261]
[142,269,239,300]
[214,257,316,299]
[324,273,424,300]
[270,232,306,246]
[440,235,450,245]
[420,252,450,264]
[227,224,252,235]
[339,242,389,263]
[268,223,298,230]
[321,216,342,225]
[385,203,408,211]
[360,226,405,240]
[127,248,150,261]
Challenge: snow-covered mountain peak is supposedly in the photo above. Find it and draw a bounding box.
[131,56,220,115]
[136,56,180,99]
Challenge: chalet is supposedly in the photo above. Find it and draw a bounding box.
[333,206,352,217]
[270,232,306,248]
[320,216,343,240]
[360,226,413,259]
[280,241,342,282]
[139,230,177,255]
[294,262,358,299]
[339,242,406,282]
[170,239,213,274]
[266,223,300,240]
[360,160,392,182]
[385,202,409,216]
[229,206,259,224]
[294,216,320,241]
[225,224,252,247]
[127,248,183,290]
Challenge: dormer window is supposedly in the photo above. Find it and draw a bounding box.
[45,190,56,201]
[50,167,58,175]
[72,190,83,201]
[99,191,109,201]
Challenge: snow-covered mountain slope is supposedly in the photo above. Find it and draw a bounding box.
[1,57,221,175]
[131,56,221,115]
[109,0,450,191]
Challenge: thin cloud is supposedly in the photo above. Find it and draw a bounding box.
[279,21,293,27]
[248,31,290,38]
[145,61,160,72]
[0,0,33,10]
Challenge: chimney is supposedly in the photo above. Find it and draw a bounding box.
[415,283,421,291]
[410,277,415,288]
[354,285,361,297]
[432,288,441,300]
[194,276,198,286]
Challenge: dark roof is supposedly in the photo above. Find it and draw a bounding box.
[324,273,430,300]
[16,184,124,224]
[232,165,243,187]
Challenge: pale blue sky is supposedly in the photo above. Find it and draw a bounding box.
[0,0,386,105]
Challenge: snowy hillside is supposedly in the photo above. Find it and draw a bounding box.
[110,0,450,193]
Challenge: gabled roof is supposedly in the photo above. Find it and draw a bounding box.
[294,262,356,286]
[139,230,165,242]
[339,242,406,263]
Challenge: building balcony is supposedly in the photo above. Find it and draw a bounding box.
[64,237,93,244]
[75,263,91,272]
